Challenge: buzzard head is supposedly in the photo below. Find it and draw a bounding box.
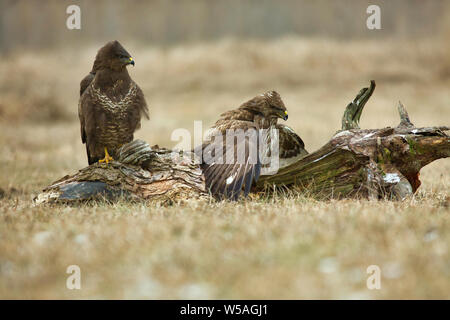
[93,40,135,71]
[262,90,288,121]
[240,90,288,122]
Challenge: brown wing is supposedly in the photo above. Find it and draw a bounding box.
[79,72,97,164]
[120,83,149,150]
[127,83,149,133]
[198,121,261,200]
[80,72,95,96]
[78,86,102,165]
[276,124,308,166]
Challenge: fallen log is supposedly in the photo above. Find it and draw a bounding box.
[256,81,449,199]
[35,81,449,204]
[34,144,208,205]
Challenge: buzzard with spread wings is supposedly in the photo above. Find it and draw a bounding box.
[197,91,307,200]
[78,40,149,165]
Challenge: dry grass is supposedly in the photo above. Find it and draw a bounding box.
[0,37,449,299]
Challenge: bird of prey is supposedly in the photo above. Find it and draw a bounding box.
[275,123,308,168]
[78,40,149,165]
[197,91,307,200]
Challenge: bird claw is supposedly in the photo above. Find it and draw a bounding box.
[98,148,114,164]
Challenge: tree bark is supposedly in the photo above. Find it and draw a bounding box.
[34,143,208,205]
[35,81,449,204]
[256,81,449,199]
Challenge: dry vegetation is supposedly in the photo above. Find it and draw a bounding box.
[0,37,449,299]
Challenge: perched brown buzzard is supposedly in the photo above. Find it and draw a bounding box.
[197,91,307,200]
[78,40,149,165]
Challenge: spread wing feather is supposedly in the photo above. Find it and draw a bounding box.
[200,122,261,200]
[276,124,308,160]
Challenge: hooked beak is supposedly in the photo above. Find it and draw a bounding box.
[282,110,288,121]
[128,57,135,66]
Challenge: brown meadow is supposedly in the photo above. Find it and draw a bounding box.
[0,37,449,298]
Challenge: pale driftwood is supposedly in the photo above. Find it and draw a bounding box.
[35,81,449,204]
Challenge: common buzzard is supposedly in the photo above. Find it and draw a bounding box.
[197,91,307,200]
[78,40,149,165]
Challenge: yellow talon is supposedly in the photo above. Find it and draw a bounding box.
[98,147,114,164]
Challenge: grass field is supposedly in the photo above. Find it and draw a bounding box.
[0,37,449,299]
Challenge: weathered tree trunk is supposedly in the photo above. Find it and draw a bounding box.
[35,81,449,204]
[256,81,449,199]
[34,143,208,205]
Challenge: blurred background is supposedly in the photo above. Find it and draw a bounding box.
[1,0,449,49]
[0,0,449,300]
[1,0,450,192]
[0,0,449,190]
